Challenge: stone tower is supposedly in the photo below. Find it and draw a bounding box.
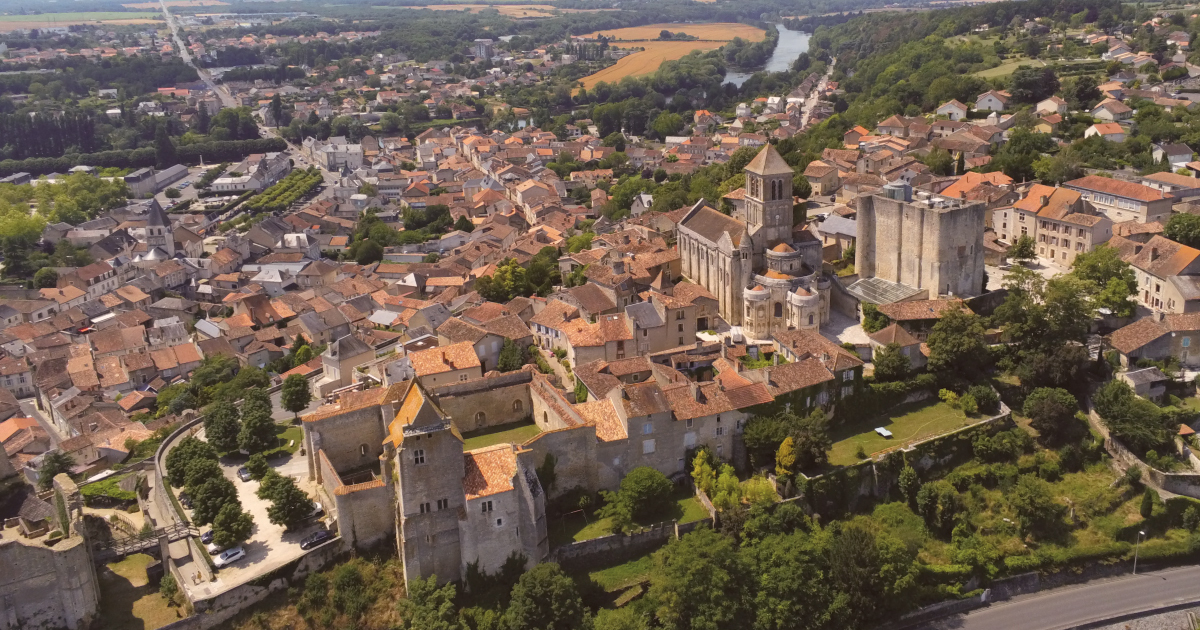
[743,144,795,250]
[145,199,174,257]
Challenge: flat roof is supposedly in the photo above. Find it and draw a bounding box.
[846,277,924,305]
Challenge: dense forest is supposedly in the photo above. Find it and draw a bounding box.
[0,112,100,161]
[0,56,198,98]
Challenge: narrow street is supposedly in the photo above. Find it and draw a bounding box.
[800,57,835,129]
[19,397,64,448]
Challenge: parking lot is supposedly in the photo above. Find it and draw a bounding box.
[177,428,329,600]
[154,166,205,210]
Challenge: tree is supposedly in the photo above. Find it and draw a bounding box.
[1070,245,1137,317]
[898,465,920,508]
[258,471,316,529]
[775,436,797,476]
[826,524,918,627]
[155,122,178,169]
[1010,474,1065,537]
[1093,380,1176,454]
[245,452,270,480]
[454,215,475,233]
[956,151,966,176]
[1009,234,1036,261]
[280,374,312,419]
[861,303,891,333]
[238,391,277,455]
[791,409,832,470]
[498,338,525,373]
[1140,486,1156,518]
[398,575,462,630]
[191,475,238,525]
[33,267,57,289]
[651,112,684,138]
[872,343,910,382]
[502,563,585,630]
[269,94,283,129]
[613,466,672,521]
[1165,213,1200,248]
[203,400,241,453]
[649,527,753,630]
[1009,66,1060,104]
[165,187,182,199]
[926,306,988,376]
[165,436,217,487]
[37,451,76,490]
[1023,387,1079,445]
[923,147,953,176]
[745,529,841,630]
[211,503,254,549]
[355,239,384,265]
[916,480,960,536]
[183,458,224,492]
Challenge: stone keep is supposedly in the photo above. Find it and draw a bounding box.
[855,187,986,298]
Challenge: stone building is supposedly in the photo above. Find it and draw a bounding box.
[854,182,986,300]
[677,145,831,334]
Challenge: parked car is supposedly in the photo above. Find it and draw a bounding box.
[309,502,324,519]
[300,529,333,550]
[213,546,246,568]
[237,467,252,482]
[200,530,214,544]
[206,541,223,554]
[178,491,192,508]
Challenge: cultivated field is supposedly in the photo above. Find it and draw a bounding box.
[582,22,766,42]
[579,40,725,89]
[0,11,161,31]
[391,4,615,17]
[123,0,228,8]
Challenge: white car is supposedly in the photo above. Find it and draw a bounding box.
[213,546,246,568]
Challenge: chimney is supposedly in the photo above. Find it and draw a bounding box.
[613,260,625,274]
[1155,310,1166,322]
[1040,195,1048,206]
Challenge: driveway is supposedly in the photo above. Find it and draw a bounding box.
[821,309,870,346]
[178,430,325,600]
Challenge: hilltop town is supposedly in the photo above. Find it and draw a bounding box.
[9,1,1200,629]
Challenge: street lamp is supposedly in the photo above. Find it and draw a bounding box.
[1133,530,1146,574]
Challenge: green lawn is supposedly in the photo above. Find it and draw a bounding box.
[265,425,303,457]
[1179,397,1200,413]
[462,420,542,450]
[740,352,787,370]
[548,489,709,548]
[587,554,655,591]
[828,401,973,466]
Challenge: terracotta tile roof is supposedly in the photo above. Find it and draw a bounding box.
[437,317,488,344]
[529,299,578,329]
[409,341,480,376]
[763,357,835,393]
[462,444,517,499]
[481,315,531,341]
[1125,235,1200,278]
[1109,317,1169,354]
[304,383,393,423]
[868,323,920,346]
[575,399,626,441]
[680,204,747,247]
[1066,175,1172,203]
[876,299,971,322]
[461,301,510,324]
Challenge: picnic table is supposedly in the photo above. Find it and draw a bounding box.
[874,427,893,438]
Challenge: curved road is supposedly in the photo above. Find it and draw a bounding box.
[930,565,1200,630]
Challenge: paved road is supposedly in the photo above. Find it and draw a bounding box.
[160,0,237,109]
[20,397,63,447]
[931,565,1200,630]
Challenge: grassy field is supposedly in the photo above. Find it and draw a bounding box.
[462,420,543,450]
[582,23,766,42]
[579,41,726,89]
[586,554,656,591]
[98,554,184,630]
[123,0,226,7]
[386,4,614,17]
[974,57,1040,78]
[0,12,161,30]
[828,401,974,466]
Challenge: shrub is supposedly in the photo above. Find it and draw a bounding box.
[960,394,979,416]
[1184,506,1200,531]
[1140,487,1157,519]
[967,385,1000,415]
[939,389,960,407]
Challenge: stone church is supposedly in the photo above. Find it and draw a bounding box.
[677,145,830,338]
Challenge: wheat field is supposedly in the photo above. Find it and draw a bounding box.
[581,22,765,42]
[579,40,726,89]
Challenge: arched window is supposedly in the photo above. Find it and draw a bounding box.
[774,302,783,317]
[808,314,814,325]
[543,411,548,423]
[513,400,523,413]
[475,411,486,426]
[757,307,765,319]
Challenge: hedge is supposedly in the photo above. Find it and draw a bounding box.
[0,138,287,177]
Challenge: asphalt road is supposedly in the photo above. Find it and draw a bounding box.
[930,565,1200,630]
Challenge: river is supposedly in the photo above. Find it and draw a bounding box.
[724,24,811,87]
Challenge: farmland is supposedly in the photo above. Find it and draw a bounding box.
[123,0,228,8]
[0,12,161,31]
[582,22,766,42]
[579,40,726,89]
[388,4,615,18]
